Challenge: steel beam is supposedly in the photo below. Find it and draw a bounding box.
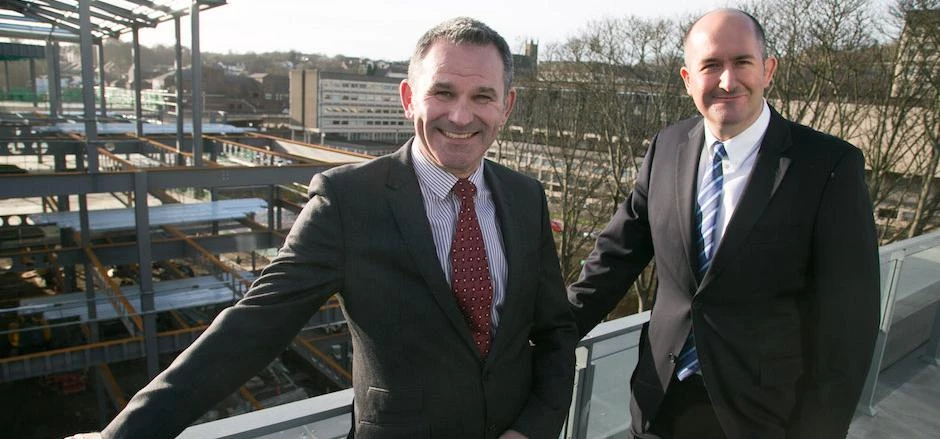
[0,304,343,384]
[0,139,85,156]
[135,171,159,377]
[191,2,203,167]
[98,43,107,117]
[29,57,38,108]
[0,165,326,197]
[0,328,205,383]
[132,27,144,137]
[0,231,283,269]
[175,15,185,166]
[45,41,59,118]
[290,336,352,389]
[80,0,99,173]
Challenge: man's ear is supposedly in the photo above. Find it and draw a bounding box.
[762,56,778,87]
[502,87,517,122]
[679,66,692,95]
[400,79,415,120]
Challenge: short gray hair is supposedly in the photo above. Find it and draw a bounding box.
[408,17,514,93]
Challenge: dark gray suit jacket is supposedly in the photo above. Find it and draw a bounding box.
[569,108,880,438]
[104,140,578,439]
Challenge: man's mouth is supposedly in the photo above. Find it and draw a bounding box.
[440,129,476,140]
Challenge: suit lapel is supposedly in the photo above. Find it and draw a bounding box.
[676,120,706,288]
[700,110,792,290]
[385,142,479,354]
[483,162,520,360]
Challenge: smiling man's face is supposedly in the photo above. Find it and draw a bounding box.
[680,10,777,139]
[400,40,515,178]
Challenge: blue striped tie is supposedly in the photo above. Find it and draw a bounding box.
[676,141,727,381]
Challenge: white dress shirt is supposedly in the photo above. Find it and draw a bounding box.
[698,100,771,247]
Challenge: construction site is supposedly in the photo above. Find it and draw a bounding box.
[0,1,366,437]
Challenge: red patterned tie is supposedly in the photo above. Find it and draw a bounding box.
[450,178,493,358]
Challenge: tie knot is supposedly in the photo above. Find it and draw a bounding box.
[453,178,477,201]
[713,141,728,161]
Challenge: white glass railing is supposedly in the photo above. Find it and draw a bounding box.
[177,230,940,438]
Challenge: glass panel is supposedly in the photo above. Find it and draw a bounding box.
[894,246,940,302]
[585,331,640,438]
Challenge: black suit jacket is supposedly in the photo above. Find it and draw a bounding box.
[104,141,578,439]
[569,108,880,438]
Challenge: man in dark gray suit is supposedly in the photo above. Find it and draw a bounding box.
[75,17,577,439]
[568,9,880,439]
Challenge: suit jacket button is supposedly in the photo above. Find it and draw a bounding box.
[668,353,676,364]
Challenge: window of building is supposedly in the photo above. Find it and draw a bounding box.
[878,208,898,219]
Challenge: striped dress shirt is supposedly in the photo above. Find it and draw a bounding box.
[411,143,508,332]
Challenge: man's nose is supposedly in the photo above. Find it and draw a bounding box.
[448,98,473,126]
[719,67,736,92]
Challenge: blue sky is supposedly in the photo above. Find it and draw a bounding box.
[131,0,730,60]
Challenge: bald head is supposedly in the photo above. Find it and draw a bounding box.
[678,7,777,139]
[683,9,768,64]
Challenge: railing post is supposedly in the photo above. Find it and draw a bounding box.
[924,302,940,366]
[569,345,595,439]
[857,254,904,416]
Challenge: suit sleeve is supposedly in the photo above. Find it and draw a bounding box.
[102,173,345,439]
[567,135,657,337]
[510,184,580,439]
[791,147,880,438]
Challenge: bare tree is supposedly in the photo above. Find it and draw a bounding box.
[497,16,697,313]
[747,0,939,242]
[499,0,937,316]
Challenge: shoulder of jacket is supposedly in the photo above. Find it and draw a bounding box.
[784,119,861,163]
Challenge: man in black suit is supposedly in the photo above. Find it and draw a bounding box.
[75,17,577,439]
[568,9,880,439]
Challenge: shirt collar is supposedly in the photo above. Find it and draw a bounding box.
[703,100,770,166]
[410,140,486,200]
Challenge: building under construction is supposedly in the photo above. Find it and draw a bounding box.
[0,2,362,437]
